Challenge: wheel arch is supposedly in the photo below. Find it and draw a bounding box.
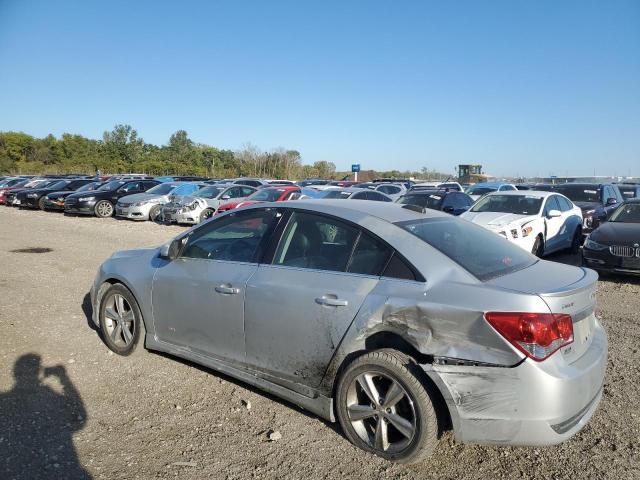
[95,277,148,333]
[329,331,452,433]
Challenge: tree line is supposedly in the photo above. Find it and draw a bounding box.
[0,125,449,181]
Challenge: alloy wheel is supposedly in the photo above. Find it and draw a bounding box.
[103,294,136,347]
[97,201,113,217]
[346,371,417,454]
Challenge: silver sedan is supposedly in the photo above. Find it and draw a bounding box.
[90,200,607,463]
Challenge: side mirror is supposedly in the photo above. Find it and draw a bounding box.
[547,209,562,218]
[159,238,182,260]
[606,197,617,206]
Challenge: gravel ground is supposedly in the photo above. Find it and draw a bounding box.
[0,206,639,480]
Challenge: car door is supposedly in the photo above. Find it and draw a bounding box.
[243,210,383,388]
[151,208,280,363]
[542,195,564,252]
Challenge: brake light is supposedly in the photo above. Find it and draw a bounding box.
[485,312,573,361]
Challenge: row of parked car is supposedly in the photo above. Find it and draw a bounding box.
[1,174,639,276]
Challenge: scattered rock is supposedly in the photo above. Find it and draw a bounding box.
[267,430,282,442]
[174,404,182,410]
[241,399,252,410]
[68,358,76,364]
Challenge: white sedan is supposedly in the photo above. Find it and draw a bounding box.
[460,191,583,256]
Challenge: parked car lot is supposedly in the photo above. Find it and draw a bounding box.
[0,205,638,478]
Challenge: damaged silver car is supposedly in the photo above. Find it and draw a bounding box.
[161,184,257,224]
[90,200,607,463]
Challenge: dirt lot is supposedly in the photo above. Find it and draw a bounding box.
[0,206,639,480]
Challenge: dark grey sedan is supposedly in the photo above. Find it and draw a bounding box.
[91,200,607,463]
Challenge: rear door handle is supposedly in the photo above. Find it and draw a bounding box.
[315,296,348,307]
[215,285,240,295]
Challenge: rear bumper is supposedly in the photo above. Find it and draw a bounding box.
[20,196,40,208]
[425,320,607,446]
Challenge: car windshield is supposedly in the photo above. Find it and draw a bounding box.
[618,187,638,199]
[98,181,126,191]
[609,203,640,223]
[466,186,497,195]
[29,180,57,189]
[471,195,543,215]
[195,186,224,199]
[75,182,101,192]
[553,185,601,203]
[321,190,353,199]
[146,183,175,195]
[46,180,70,190]
[397,193,443,209]
[247,189,285,202]
[396,217,537,281]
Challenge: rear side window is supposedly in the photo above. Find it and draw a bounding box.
[557,196,573,212]
[382,254,417,281]
[347,234,391,276]
[396,217,537,281]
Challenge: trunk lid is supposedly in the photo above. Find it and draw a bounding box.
[487,260,598,363]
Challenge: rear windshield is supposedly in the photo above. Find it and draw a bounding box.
[322,190,353,199]
[98,181,126,191]
[248,188,285,202]
[471,194,543,215]
[147,183,175,195]
[553,185,601,203]
[397,193,443,209]
[396,217,537,281]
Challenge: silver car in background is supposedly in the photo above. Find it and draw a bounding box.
[162,184,257,225]
[115,182,204,221]
[91,200,606,463]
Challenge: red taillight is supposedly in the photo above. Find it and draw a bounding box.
[485,312,574,361]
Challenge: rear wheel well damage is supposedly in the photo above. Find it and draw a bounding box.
[331,332,452,433]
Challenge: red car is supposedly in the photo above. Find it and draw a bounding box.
[0,178,33,205]
[217,185,301,214]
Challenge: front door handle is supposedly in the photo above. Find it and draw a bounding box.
[215,285,240,295]
[315,296,348,307]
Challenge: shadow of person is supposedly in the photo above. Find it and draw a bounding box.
[0,354,91,480]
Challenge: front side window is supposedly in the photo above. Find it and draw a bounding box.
[543,196,561,215]
[273,212,358,271]
[397,193,443,210]
[118,182,142,193]
[397,217,537,281]
[556,196,573,212]
[181,209,277,262]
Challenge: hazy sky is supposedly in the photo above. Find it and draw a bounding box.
[1,0,638,176]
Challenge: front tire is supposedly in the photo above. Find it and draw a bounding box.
[199,208,215,223]
[149,204,162,222]
[569,227,583,254]
[98,283,144,356]
[531,235,544,257]
[38,197,46,210]
[335,349,439,464]
[94,200,114,218]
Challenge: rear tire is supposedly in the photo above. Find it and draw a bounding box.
[569,227,583,254]
[38,197,46,210]
[94,200,114,218]
[335,349,439,464]
[532,235,544,257]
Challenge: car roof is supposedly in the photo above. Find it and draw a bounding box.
[247,198,449,223]
[469,181,512,187]
[403,189,453,195]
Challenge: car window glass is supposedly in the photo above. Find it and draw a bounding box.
[543,196,561,215]
[273,212,358,272]
[347,233,391,276]
[242,187,255,196]
[370,191,392,202]
[351,191,368,200]
[557,196,572,212]
[382,253,417,281]
[119,182,141,193]
[181,209,277,262]
[441,195,455,208]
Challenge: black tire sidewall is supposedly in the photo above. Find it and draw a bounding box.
[335,351,437,463]
[38,197,46,210]
[199,209,213,223]
[98,284,143,356]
